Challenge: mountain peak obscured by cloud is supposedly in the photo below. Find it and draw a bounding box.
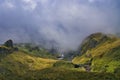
[0,0,120,52]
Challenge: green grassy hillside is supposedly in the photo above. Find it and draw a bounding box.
[72,33,120,74]
[0,51,57,80]
[0,52,118,80]
[0,48,119,80]
[0,34,120,80]
[0,51,119,80]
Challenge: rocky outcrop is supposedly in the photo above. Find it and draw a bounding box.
[3,39,13,48]
[0,39,18,55]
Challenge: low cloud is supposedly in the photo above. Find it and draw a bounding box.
[0,0,120,52]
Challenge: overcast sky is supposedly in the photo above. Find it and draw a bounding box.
[0,0,120,52]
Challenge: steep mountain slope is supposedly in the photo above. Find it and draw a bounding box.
[72,33,120,73]
[78,33,118,55]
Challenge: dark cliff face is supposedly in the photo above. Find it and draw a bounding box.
[78,33,117,54]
